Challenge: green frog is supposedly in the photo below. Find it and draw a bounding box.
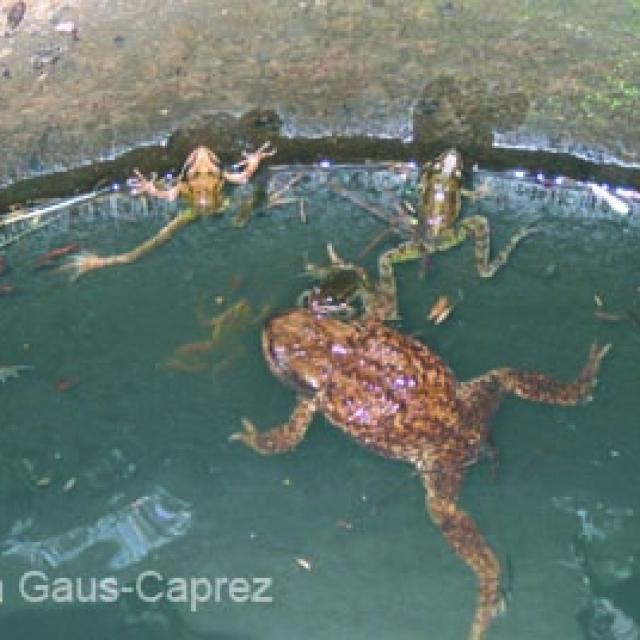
[61,143,276,280]
[298,243,400,323]
[163,298,271,375]
[297,243,384,319]
[230,303,610,640]
[336,149,537,320]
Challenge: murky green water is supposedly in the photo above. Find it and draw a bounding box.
[1,167,639,639]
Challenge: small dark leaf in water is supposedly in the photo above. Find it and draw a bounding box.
[7,1,26,31]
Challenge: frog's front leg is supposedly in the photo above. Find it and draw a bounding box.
[461,215,537,278]
[230,398,316,454]
[60,208,200,281]
[132,169,181,201]
[377,240,422,321]
[224,142,277,186]
[420,453,503,640]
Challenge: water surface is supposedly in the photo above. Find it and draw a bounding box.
[1,167,638,639]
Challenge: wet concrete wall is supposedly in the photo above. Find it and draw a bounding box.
[1,0,640,194]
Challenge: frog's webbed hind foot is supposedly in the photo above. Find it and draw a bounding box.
[462,215,539,278]
[230,399,316,455]
[58,252,112,281]
[421,457,504,640]
[491,342,611,406]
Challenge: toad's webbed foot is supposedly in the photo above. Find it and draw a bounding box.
[230,399,316,455]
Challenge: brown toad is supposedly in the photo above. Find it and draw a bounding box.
[230,307,610,639]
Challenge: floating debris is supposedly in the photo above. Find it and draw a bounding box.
[0,283,17,295]
[54,378,77,392]
[0,364,32,383]
[588,184,630,215]
[428,295,455,325]
[593,294,622,323]
[594,309,621,323]
[54,20,78,39]
[62,477,77,493]
[33,242,79,269]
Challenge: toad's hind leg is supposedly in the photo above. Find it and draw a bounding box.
[421,455,503,640]
[489,342,611,405]
[461,215,537,278]
[230,398,316,454]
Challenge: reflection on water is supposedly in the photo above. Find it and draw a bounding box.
[0,164,639,639]
[2,486,191,571]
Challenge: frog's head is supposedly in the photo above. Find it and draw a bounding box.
[420,148,464,235]
[181,146,220,179]
[434,148,463,179]
[298,266,366,319]
[262,309,350,392]
[179,146,224,213]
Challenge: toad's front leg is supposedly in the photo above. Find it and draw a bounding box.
[230,398,316,454]
[420,453,503,640]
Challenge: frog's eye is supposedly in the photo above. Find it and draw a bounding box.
[421,161,434,173]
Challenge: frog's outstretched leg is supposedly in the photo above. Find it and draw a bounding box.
[377,240,422,321]
[477,342,610,406]
[60,208,200,280]
[231,398,316,454]
[163,339,213,373]
[211,346,245,377]
[461,215,538,278]
[420,454,503,640]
